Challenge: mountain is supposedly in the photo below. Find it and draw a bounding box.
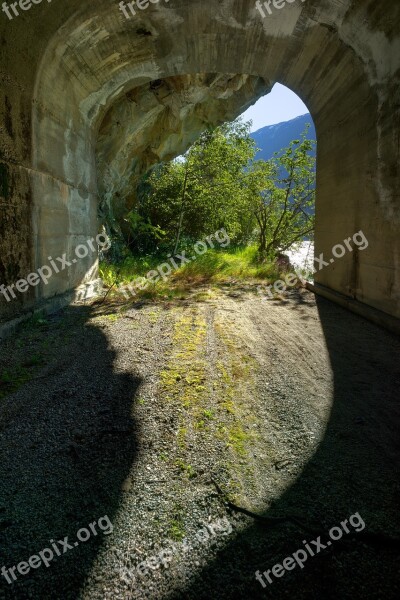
[250,113,316,160]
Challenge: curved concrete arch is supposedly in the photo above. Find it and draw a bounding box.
[0,0,398,325]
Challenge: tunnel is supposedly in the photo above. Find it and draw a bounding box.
[1,3,400,599]
[0,1,399,327]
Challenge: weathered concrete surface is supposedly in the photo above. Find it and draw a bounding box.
[0,0,399,323]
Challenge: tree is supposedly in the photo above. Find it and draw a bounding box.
[132,119,258,253]
[129,120,316,260]
[245,126,316,258]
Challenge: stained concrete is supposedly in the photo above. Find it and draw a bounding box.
[0,0,399,325]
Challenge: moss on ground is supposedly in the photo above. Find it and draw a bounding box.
[157,304,262,505]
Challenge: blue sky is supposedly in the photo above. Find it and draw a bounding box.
[241,83,310,132]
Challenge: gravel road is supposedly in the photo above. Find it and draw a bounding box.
[0,287,399,599]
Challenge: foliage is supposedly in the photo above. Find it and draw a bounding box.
[115,118,315,261]
[99,245,282,303]
[130,120,258,254]
[246,126,315,258]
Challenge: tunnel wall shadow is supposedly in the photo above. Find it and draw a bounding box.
[0,306,142,599]
[172,296,400,599]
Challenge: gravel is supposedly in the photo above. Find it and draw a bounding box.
[0,289,399,599]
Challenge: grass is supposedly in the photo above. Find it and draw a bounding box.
[0,351,46,400]
[168,501,187,541]
[168,516,186,541]
[99,254,163,286]
[99,245,283,301]
[173,245,279,282]
[175,459,196,479]
[0,367,32,400]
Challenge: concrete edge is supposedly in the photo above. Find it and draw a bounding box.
[0,279,103,341]
[307,282,400,336]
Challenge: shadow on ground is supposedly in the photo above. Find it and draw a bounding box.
[0,307,142,599]
[167,296,400,599]
[0,296,399,599]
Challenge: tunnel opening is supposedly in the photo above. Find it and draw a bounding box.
[94,73,272,253]
[95,78,316,293]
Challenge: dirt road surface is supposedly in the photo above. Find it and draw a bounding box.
[0,287,399,599]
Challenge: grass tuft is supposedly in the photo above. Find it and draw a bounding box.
[99,245,283,302]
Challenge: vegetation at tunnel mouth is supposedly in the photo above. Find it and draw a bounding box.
[100,117,315,299]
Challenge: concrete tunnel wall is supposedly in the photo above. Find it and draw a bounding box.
[0,0,399,325]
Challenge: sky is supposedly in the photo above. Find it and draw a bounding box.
[241,83,310,132]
